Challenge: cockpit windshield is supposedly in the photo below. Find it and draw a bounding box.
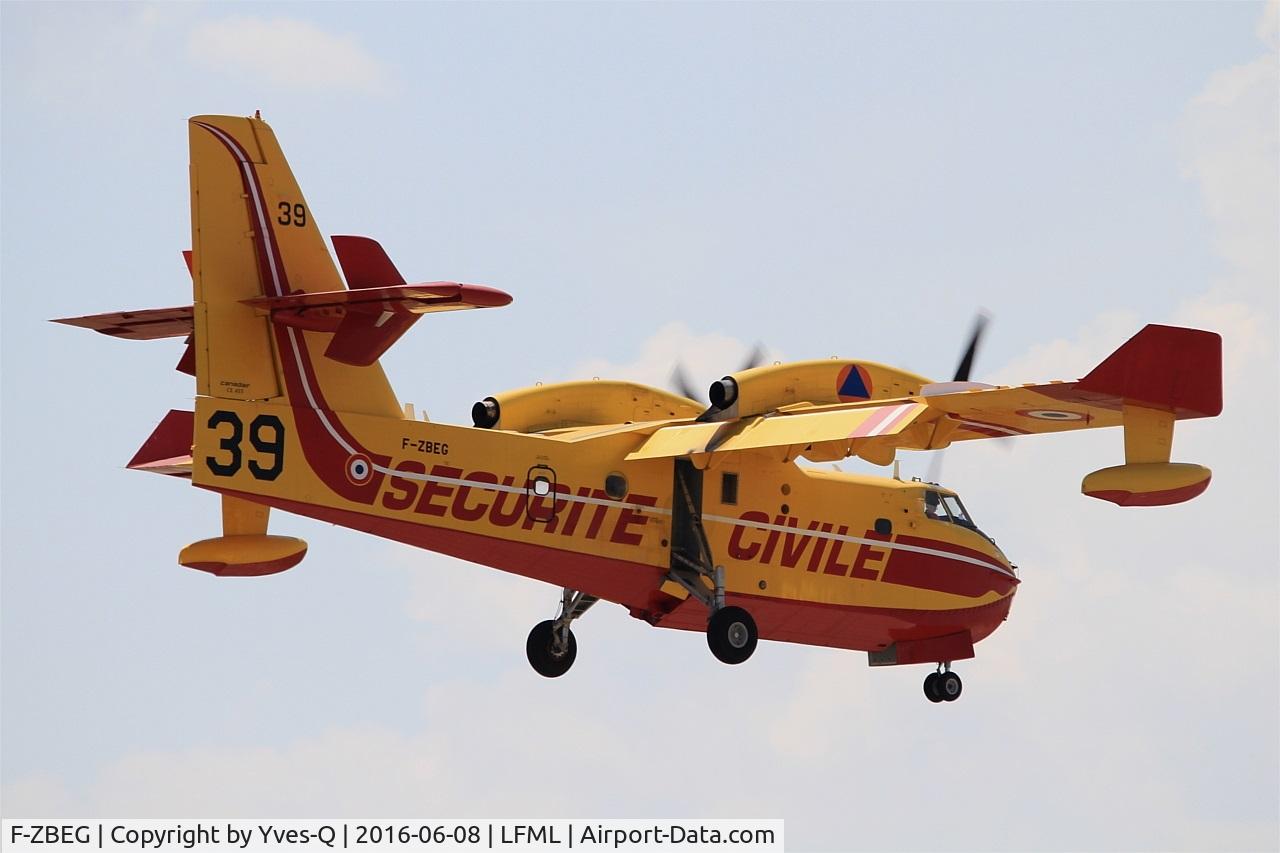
[923,489,979,530]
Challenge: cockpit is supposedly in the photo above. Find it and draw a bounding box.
[915,486,1007,560]
[922,489,981,533]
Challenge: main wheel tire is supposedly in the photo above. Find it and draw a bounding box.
[706,606,758,665]
[923,672,944,703]
[939,671,963,702]
[526,619,577,678]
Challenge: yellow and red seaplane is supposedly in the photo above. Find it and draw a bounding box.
[56,114,1222,702]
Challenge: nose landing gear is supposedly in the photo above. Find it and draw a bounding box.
[924,664,962,703]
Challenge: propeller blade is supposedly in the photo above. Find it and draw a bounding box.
[925,450,945,486]
[670,363,702,402]
[738,342,766,373]
[952,313,990,383]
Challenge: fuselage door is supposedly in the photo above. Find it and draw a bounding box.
[526,464,559,523]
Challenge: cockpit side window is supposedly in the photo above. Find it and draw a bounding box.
[942,494,976,528]
[923,489,949,520]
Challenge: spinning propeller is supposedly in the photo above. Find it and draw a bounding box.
[927,312,993,484]
[952,313,989,383]
[670,342,766,416]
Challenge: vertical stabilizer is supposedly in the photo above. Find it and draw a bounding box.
[188,114,401,417]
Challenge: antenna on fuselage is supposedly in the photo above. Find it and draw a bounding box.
[893,460,901,481]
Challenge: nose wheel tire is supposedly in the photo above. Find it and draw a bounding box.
[924,670,962,702]
[526,619,577,678]
[707,606,758,665]
[939,671,962,701]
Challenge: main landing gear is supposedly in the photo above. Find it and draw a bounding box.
[667,460,759,665]
[923,663,962,703]
[706,605,757,665]
[526,588,597,678]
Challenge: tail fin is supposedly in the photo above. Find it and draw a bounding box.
[58,115,510,414]
[188,114,401,417]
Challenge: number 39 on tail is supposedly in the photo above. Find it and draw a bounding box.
[56,114,1222,702]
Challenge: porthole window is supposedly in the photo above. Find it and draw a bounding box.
[604,472,628,500]
[532,476,552,497]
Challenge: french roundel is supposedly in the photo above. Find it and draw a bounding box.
[346,453,374,484]
[836,364,873,402]
[1018,409,1085,421]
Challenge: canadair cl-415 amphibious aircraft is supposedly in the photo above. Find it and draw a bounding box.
[56,114,1222,702]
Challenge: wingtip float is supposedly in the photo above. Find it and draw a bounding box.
[53,113,1223,702]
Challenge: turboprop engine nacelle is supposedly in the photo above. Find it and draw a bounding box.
[707,360,933,421]
[472,380,703,433]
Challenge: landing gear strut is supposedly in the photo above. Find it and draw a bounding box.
[924,663,962,703]
[667,462,759,665]
[526,588,597,678]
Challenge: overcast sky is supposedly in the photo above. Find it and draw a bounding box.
[2,3,1277,850]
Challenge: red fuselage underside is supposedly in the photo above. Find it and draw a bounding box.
[222,488,1013,654]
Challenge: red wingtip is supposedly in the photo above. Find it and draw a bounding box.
[1077,324,1222,418]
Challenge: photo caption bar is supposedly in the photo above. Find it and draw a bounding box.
[2,820,783,853]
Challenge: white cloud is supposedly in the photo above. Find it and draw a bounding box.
[1179,11,1279,314]
[396,545,551,651]
[2,3,196,113]
[187,16,392,95]
[1262,0,1280,51]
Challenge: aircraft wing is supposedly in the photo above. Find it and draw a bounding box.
[923,382,1124,442]
[622,324,1221,462]
[625,401,928,461]
[924,324,1221,444]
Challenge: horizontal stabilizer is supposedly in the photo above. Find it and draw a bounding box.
[53,306,193,340]
[56,283,511,368]
[127,410,194,477]
[244,282,512,366]
[242,282,512,315]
